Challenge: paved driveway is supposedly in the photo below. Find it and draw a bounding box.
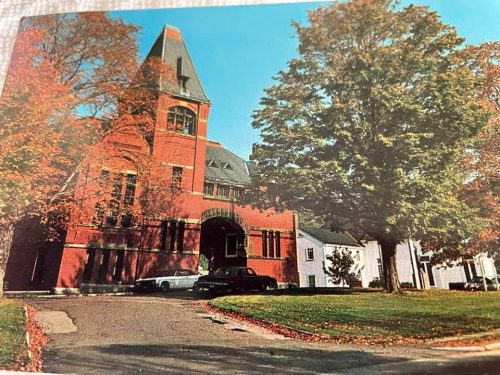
[27,292,500,374]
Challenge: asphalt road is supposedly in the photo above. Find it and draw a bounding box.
[27,292,500,375]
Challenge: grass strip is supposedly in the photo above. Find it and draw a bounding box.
[0,298,27,368]
[211,290,500,340]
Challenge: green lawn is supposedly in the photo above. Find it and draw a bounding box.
[0,299,26,367]
[211,290,500,340]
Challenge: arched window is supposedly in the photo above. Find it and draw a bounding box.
[167,106,197,136]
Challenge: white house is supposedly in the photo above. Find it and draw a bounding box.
[297,226,368,288]
[363,239,498,289]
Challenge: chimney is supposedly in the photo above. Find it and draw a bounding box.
[165,25,182,41]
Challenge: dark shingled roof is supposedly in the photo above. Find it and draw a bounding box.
[205,146,251,185]
[300,226,362,247]
[146,26,209,103]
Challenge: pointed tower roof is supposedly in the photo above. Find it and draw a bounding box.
[146,25,210,103]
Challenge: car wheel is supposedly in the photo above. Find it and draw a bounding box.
[259,284,267,292]
[161,282,170,293]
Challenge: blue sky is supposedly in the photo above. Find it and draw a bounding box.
[111,1,500,159]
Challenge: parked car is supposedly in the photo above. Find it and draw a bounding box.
[134,269,200,293]
[449,276,498,291]
[193,267,277,294]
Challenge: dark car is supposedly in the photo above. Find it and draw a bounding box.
[193,267,277,294]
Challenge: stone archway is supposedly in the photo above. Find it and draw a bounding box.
[199,214,247,272]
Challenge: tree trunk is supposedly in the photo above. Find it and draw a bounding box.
[380,241,402,294]
[0,223,15,297]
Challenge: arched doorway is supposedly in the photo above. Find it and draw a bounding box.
[200,217,247,272]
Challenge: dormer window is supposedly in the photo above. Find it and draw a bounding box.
[167,106,196,136]
[222,162,233,170]
[207,157,218,168]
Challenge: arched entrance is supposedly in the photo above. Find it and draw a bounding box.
[200,217,247,272]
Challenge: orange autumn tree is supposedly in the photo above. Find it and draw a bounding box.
[0,12,154,293]
[461,42,499,259]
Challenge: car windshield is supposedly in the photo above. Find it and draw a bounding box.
[214,268,238,277]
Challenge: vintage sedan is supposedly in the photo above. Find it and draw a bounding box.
[193,267,278,294]
[134,269,200,293]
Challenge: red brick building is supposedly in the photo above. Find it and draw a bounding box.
[4,26,298,292]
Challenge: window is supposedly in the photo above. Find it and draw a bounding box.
[233,187,244,198]
[275,231,281,258]
[124,174,137,205]
[217,185,230,197]
[308,275,316,288]
[207,158,218,168]
[269,231,275,258]
[203,182,214,196]
[167,106,196,135]
[424,262,435,287]
[120,211,133,228]
[172,167,183,187]
[93,204,105,226]
[169,221,177,251]
[377,258,383,279]
[262,231,268,257]
[159,220,185,252]
[160,221,169,250]
[177,221,185,252]
[106,201,119,226]
[222,162,233,170]
[95,169,137,228]
[306,248,314,261]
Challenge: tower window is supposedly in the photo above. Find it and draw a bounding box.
[167,106,196,136]
[203,182,214,195]
[172,166,183,187]
[217,185,230,197]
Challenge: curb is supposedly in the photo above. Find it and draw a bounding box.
[24,307,32,362]
[431,341,500,352]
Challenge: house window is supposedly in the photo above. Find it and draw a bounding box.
[167,106,196,135]
[172,167,183,187]
[222,162,232,170]
[217,185,230,197]
[262,230,268,257]
[308,275,316,288]
[306,248,314,261]
[203,182,214,196]
[377,258,383,279]
[424,262,435,287]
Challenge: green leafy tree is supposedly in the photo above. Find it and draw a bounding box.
[323,249,355,287]
[249,0,490,293]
